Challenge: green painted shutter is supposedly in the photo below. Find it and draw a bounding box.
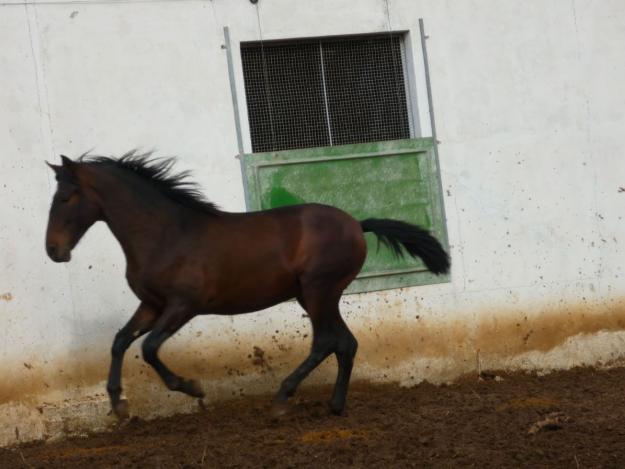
[242,137,449,293]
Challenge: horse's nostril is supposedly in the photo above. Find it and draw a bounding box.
[47,244,57,257]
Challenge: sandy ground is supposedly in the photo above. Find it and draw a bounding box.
[2,366,625,468]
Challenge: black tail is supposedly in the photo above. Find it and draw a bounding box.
[360,218,450,275]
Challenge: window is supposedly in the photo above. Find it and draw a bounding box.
[241,34,411,152]
[239,32,449,293]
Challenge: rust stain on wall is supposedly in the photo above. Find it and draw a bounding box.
[356,298,625,369]
[0,292,13,301]
[2,297,625,406]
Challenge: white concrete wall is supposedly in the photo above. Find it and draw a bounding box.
[2,0,625,446]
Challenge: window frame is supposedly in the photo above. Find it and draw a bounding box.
[229,30,433,156]
[240,32,417,153]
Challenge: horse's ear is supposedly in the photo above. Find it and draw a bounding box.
[47,158,76,182]
[60,155,75,169]
[59,155,80,180]
[46,161,62,175]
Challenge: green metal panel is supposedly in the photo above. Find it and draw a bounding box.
[242,138,449,293]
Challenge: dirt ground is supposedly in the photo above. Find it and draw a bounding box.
[3,366,625,468]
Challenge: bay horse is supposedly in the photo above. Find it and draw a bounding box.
[45,152,450,419]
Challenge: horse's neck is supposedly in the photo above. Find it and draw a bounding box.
[91,170,183,268]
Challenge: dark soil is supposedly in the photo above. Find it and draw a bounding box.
[3,366,625,468]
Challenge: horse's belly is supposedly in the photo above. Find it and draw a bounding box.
[200,271,299,315]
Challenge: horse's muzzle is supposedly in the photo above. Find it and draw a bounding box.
[46,244,71,263]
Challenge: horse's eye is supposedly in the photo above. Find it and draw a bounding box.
[56,193,73,203]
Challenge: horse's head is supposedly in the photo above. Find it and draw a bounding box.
[45,155,102,262]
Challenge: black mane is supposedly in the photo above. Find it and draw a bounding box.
[80,150,220,215]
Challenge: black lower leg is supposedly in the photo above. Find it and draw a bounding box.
[141,306,204,399]
[142,332,205,398]
[275,287,350,411]
[329,322,358,415]
[107,338,129,412]
[106,303,156,417]
[275,333,335,403]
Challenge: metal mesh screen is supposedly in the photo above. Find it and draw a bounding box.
[241,43,329,152]
[241,34,410,153]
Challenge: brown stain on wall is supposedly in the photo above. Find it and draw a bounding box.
[357,298,625,368]
[2,297,625,406]
[0,292,13,301]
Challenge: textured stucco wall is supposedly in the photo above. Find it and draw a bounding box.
[1,0,625,446]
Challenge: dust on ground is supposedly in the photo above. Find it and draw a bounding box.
[2,366,625,468]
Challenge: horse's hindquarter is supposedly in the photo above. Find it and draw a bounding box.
[296,205,367,285]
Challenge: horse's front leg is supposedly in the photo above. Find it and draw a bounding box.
[141,300,204,398]
[107,302,158,419]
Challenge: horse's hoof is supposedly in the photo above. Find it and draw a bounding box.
[198,398,208,411]
[113,399,129,420]
[270,401,290,419]
[184,379,205,398]
[327,400,344,416]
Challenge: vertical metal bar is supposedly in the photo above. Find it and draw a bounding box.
[399,37,418,137]
[223,26,251,208]
[419,18,449,245]
[223,26,244,155]
[319,42,333,146]
[419,19,438,147]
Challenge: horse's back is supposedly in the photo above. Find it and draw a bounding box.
[243,203,365,262]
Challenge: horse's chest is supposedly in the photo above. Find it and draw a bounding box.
[125,270,161,304]
[126,265,207,306]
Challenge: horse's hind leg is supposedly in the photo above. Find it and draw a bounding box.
[274,286,356,415]
[328,316,358,415]
[273,328,334,412]
[141,300,204,399]
[107,302,158,419]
